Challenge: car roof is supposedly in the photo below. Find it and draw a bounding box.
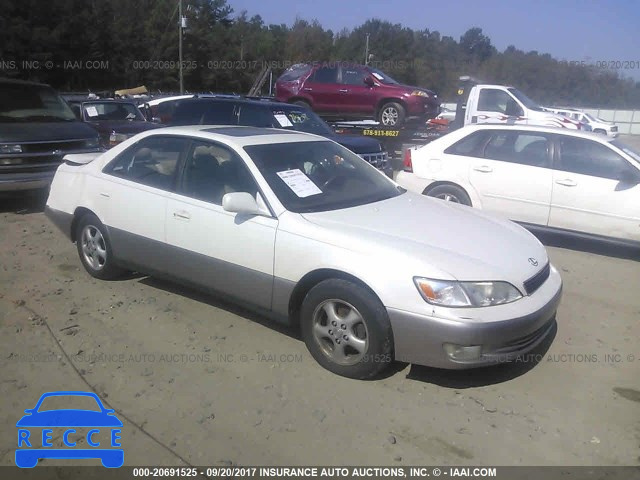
[461,123,615,143]
[143,125,326,147]
[180,96,296,110]
[0,77,52,88]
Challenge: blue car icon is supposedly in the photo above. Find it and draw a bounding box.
[16,391,123,468]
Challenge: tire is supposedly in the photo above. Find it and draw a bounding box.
[426,184,472,206]
[75,213,125,280]
[300,279,393,379]
[378,102,406,127]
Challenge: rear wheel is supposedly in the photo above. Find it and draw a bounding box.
[378,102,406,127]
[426,184,472,206]
[75,214,125,280]
[300,279,393,379]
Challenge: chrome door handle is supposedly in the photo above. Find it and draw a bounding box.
[173,211,191,220]
[303,87,313,92]
[339,89,349,93]
[555,179,577,187]
[473,166,493,173]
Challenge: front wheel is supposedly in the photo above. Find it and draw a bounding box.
[300,279,393,379]
[426,184,472,206]
[75,213,125,280]
[378,102,406,127]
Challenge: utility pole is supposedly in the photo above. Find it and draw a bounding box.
[178,0,184,94]
[364,33,370,65]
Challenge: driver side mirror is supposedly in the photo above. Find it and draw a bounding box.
[364,76,375,87]
[222,192,268,216]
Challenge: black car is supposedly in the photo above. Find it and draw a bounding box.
[0,78,101,192]
[169,96,392,176]
[67,99,163,148]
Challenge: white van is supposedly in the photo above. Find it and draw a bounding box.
[544,107,618,137]
[464,85,586,130]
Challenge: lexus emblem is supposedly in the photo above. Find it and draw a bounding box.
[528,258,539,267]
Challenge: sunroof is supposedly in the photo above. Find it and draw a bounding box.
[202,127,299,137]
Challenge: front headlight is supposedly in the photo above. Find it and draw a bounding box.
[0,144,23,154]
[414,277,522,307]
[411,90,429,97]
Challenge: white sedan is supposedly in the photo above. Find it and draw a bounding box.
[397,125,640,248]
[45,126,562,379]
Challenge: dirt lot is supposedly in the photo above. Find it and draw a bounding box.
[1,136,639,467]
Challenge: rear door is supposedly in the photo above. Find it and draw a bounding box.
[549,135,640,241]
[98,135,190,271]
[467,130,553,225]
[302,65,342,112]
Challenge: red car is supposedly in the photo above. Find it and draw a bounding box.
[275,62,439,127]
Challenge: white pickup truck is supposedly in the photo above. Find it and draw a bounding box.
[458,82,586,130]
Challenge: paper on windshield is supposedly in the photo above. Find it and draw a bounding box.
[274,114,293,127]
[276,169,322,198]
[371,72,384,81]
[85,106,99,117]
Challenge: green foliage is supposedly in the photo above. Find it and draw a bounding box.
[1,0,638,107]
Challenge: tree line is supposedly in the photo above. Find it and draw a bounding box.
[1,0,639,107]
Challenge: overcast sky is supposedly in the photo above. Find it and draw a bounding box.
[228,0,640,80]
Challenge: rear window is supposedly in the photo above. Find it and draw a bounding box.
[278,64,312,82]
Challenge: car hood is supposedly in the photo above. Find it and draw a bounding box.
[398,85,436,96]
[16,410,123,427]
[328,134,383,154]
[0,121,98,142]
[301,192,548,287]
[87,120,163,135]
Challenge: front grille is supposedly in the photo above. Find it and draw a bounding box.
[523,262,550,295]
[22,139,90,154]
[490,319,554,355]
[360,151,388,170]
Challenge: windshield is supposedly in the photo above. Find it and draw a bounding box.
[0,83,77,122]
[270,108,334,136]
[612,140,640,164]
[583,112,599,122]
[508,88,544,112]
[244,140,402,213]
[82,102,145,121]
[368,68,399,85]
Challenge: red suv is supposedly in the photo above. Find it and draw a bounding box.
[275,62,439,127]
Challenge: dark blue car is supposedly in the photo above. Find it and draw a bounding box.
[16,391,123,468]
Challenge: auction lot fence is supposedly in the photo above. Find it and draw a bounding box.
[440,103,640,135]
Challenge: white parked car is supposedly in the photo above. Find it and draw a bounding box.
[545,107,618,137]
[396,124,640,247]
[45,126,562,379]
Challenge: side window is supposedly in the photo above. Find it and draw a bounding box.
[179,141,259,205]
[201,102,236,125]
[341,68,366,86]
[103,136,188,191]
[310,66,338,84]
[238,104,276,128]
[444,131,490,157]
[477,89,513,114]
[556,137,630,180]
[483,132,550,167]
[171,102,208,125]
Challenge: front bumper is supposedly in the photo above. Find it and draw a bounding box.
[0,171,55,192]
[387,267,563,369]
